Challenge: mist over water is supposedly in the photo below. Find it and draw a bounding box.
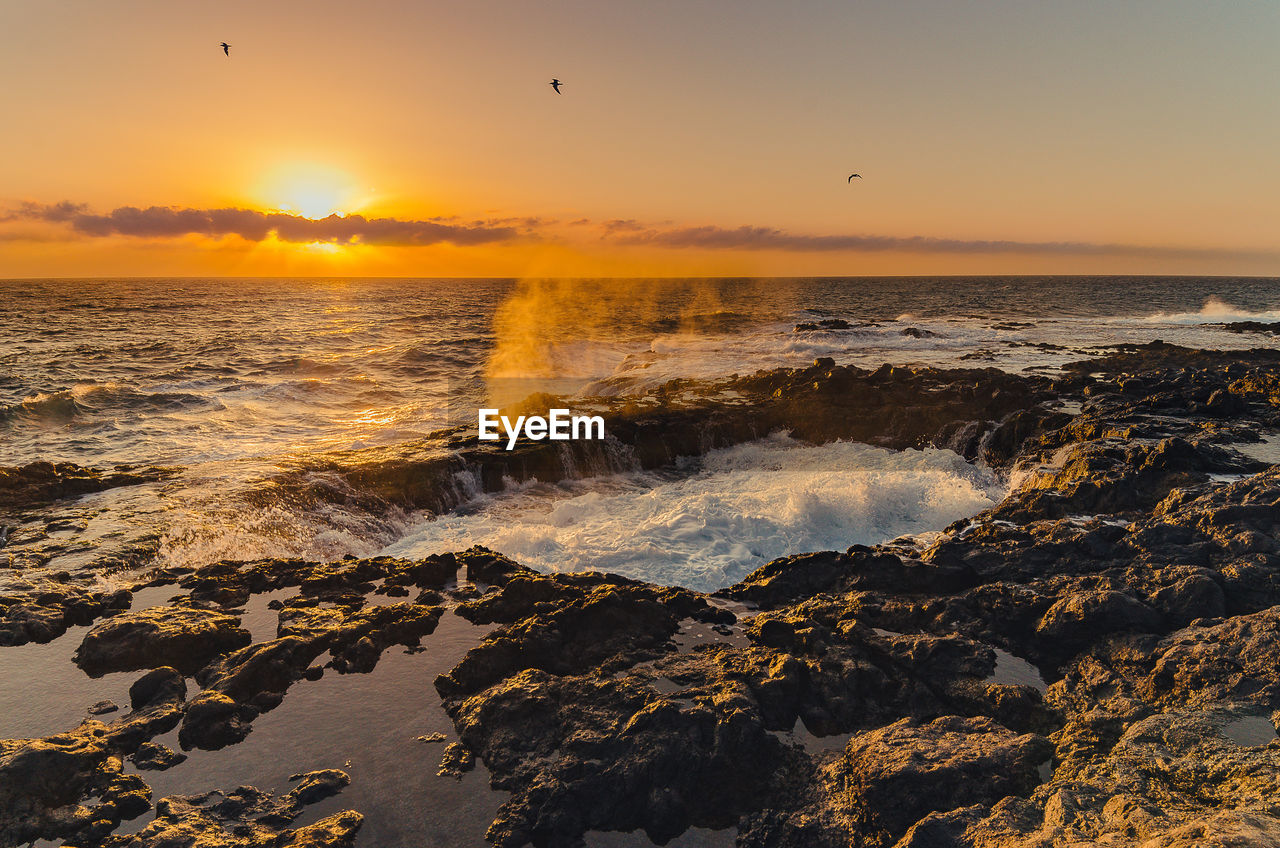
[3,276,1279,588]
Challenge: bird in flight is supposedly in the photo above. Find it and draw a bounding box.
[848,173,862,182]
[549,78,563,94]
[220,42,231,56]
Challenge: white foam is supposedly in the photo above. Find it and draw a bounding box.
[1115,296,1280,326]
[154,469,415,570]
[379,434,1006,592]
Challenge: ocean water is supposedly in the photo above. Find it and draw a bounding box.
[382,434,1006,591]
[3,276,1279,590]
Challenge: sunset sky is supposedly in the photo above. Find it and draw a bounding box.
[2,0,1278,277]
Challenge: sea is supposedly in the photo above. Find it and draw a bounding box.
[3,276,1279,593]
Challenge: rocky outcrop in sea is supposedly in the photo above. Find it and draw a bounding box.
[3,341,1280,847]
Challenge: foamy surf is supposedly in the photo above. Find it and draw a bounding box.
[1113,296,1280,326]
[379,433,1007,592]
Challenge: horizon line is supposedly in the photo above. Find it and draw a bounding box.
[2,273,1280,282]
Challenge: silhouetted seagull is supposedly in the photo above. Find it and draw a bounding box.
[549,78,563,94]
[220,42,231,56]
[848,173,862,182]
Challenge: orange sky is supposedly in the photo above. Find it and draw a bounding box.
[2,0,1278,277]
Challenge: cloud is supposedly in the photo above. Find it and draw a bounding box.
[604,223,1275,259]
[0,200,89,223]
[599,218,648,234]
[3,200,1274,261]
[4,202,520,246]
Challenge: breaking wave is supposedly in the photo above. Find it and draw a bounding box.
[1117,296,1280,326]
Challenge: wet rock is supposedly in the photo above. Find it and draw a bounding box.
[456,573,585,623]
[0,602,69,645]
[436,587,679,699]
[1214,321,1280,335]
[437,742,475,779]
[794,318,853,331]
[1035,590,1163,651]
[450,668,794,847]
[832,716,1050,844]
[458,546,533,586]
[287,768,351,804]
[75,606,251,676]
[433,563,1057,846]
[725,547,974,610]
[97,771,152,822]
[285,812,366,847]
[151,554,457,613]
[129,666,187,710]
[87,700,119,715]
[0,691,187,844]
[268,360,1056,518]
[0,460,169,512]
[1151,573,1225,626]
[176,601,441,749]
[0,722,113,845]
[0,586,132,647]
[194,637,327,713]
[131,742,187,771]
[993,436,1262,524]
[99,772,361,847]
[178,691,258,750]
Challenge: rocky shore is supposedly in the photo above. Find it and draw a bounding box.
[3,341,1280,847]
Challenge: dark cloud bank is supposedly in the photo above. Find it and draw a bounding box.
[7,202,518,246]
[4,202,1272,260]
[607,221,1275,261]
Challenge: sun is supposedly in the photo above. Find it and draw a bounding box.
[257,162,365,219]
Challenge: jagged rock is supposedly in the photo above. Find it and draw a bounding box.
[449,668,795,847]
[1214,321,1280,336]
[1035,590,1163,645]
[131,742,186,771]
[176,601,441,749]
[436,587,679,699]
[129,666,187,710]
[75,606,251,676]
[178,691,258,751]
[0,602,70,646]
[437,742,475,779]
[1151,573,1225,625]
[0,460,169,512]
[100,772,361,847]
[725,547,974,610]
[0,722,113,845]
[458,546,533,586]
[833,716,1050,845]
[286,769,351,804]
[795,318,853,331]
[0,586,132,647]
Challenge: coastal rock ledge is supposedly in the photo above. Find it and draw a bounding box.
[3,342,1280,847]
